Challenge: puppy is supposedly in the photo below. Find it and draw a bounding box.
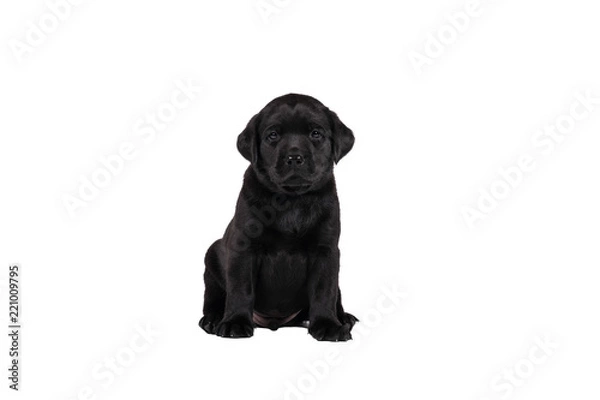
[199,93,356,341]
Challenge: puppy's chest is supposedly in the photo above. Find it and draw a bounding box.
[274,205,322,236]
[257,249,309,290]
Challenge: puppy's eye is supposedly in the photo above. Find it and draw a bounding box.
[267,131,279,141]
[310,130,323,139]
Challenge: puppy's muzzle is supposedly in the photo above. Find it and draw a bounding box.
[286,154,305,166]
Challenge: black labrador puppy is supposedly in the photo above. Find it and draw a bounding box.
[199,94,357,341]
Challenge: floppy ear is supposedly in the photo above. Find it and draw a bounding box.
[328,109,355,163]
[237,113,261,163]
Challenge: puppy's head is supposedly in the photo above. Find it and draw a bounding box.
[237,94,354,195]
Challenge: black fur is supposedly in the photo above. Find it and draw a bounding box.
[199,94,356,341]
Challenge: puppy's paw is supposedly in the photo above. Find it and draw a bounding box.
[199,315,221,334]
[309,318,352,342]
[340,312,358,328]
[216,316,254,338]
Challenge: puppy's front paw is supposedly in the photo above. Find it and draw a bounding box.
[340,312,358,328]
[199,315,221,334]
[309,318,352,342]
[216,316,254,338]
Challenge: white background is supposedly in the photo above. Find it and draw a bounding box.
[1,0,600,399]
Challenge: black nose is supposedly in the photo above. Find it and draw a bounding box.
[286,154,305,166]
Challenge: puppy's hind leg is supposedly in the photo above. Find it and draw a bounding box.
[199,240,226,334]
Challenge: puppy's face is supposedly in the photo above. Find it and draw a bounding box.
[238,94,354,195]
